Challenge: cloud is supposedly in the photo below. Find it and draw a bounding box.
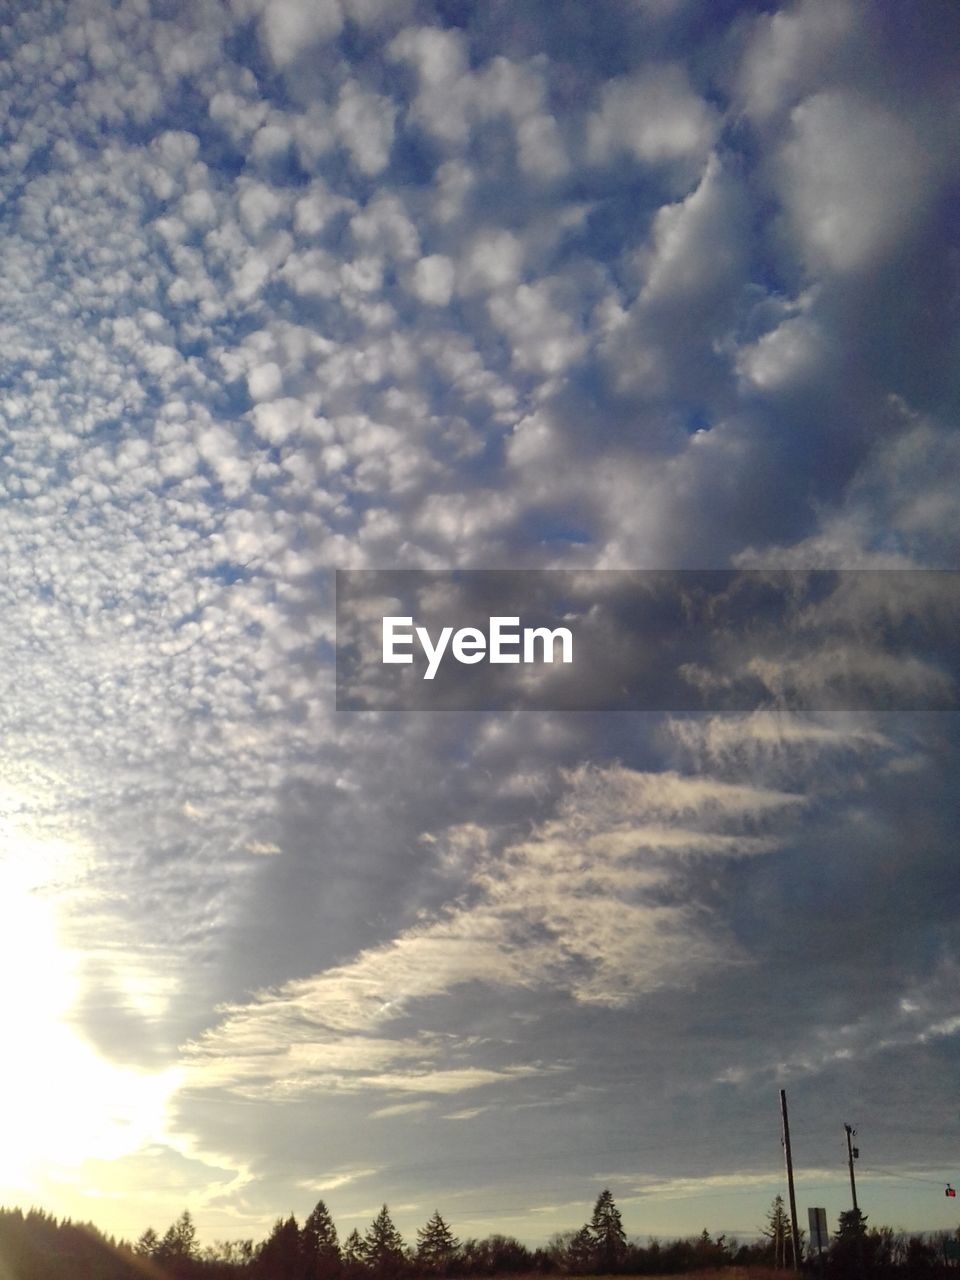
[370,1101,433,1119]
[257,0,343,69]
[735,312,823,392]
[299,1168,380,1191]
[738,0,857,122]
[516,113,569,181]
[776,90,937,273]
[336,82,397,176]
[587,65,716,175]
[0,0,957,1242]
[389,26,471,143]
[410,255,455,307]
[183,758,803,1101]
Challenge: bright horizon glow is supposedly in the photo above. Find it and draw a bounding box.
[0,805,179,1196]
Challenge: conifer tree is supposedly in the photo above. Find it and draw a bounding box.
[362,1206,406,1278]
[416,1211,459,1273]
[158,1210,198,1264]
[135,1226,159,1257]
[589,1189,626,1271]
[342,1228,366,1273]
[566,1225,595,1275]
[762,1195,793,1269]
[256,1215,302,1280]
[831,1207,871,1275]
[836,1207,868,1240]
[302,1199,341,1279]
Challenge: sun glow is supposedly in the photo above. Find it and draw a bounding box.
[0,798,179,1193]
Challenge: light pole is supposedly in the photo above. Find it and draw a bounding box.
[844,1122,859,1213]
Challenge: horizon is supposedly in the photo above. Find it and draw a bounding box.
[0,0,958,1255]
[4,1174,960,1254]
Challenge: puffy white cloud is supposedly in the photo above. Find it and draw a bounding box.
[389,26,470,142]
[457,230,525,294]
[736,313,823,391]
[488,278,588,376]
[335,81,397,176]
[410,254,455,306]
[350,193,419,260]
[257,0,343,69]
[776,90,936,273]
[587,65,716,173]
[293,180,356,237]
[639,153,745,300]
[738,0,857,121]
[237,179,287,239]
[247,361,283,402]
[181,187,217,228]
[250,121,293,164]
[390,26,558,179]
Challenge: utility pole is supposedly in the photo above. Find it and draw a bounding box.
[844,1123,859,1213]
[779,1089,801,1272]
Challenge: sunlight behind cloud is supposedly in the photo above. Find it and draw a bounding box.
[0,805,180,1193]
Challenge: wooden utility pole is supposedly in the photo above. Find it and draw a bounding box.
[780,1089,801,1271]
[845,1123,859,1212]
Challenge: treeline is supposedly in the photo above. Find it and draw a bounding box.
[2,1193,960,1280]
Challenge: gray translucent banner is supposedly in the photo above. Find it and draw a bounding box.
[335,570,960,711]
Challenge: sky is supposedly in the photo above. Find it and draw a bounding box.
[0,0,959,1253]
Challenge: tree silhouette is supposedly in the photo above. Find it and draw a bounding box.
[836,1208,869,1240]
[156,1210,199,1275]
[762,1194,792,1269]
[565,1225,595,1274]
[341,1228,366,1278]
[256,1215,302,1280]
[589,1189,626,1272]
[362,1206,406,1278]
[163,1210,197,1258]
[302,1200,340,1280]
[135,1226,159,1257]
[830,1207,873,1277]
[416,1211,459,1273]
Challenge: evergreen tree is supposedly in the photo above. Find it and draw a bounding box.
[829,1206,873,1277]
[565,1225,595,1275]
[693,1229,730,1269]
[135,1226,159,1258]
[362,1206,406,1278]
[589,1189,626,1272]
[762,1195,792,1269]
[257,1215,303,1280]
[342,1228,366,1276]
[157,1210,198,1267]
[835,1207,869,1240]
[302,1199,340,1280]
[416,1211,459,1273]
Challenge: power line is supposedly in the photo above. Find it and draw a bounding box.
[859,1166,956,1189]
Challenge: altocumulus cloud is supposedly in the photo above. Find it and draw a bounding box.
[0,0,957,1247]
